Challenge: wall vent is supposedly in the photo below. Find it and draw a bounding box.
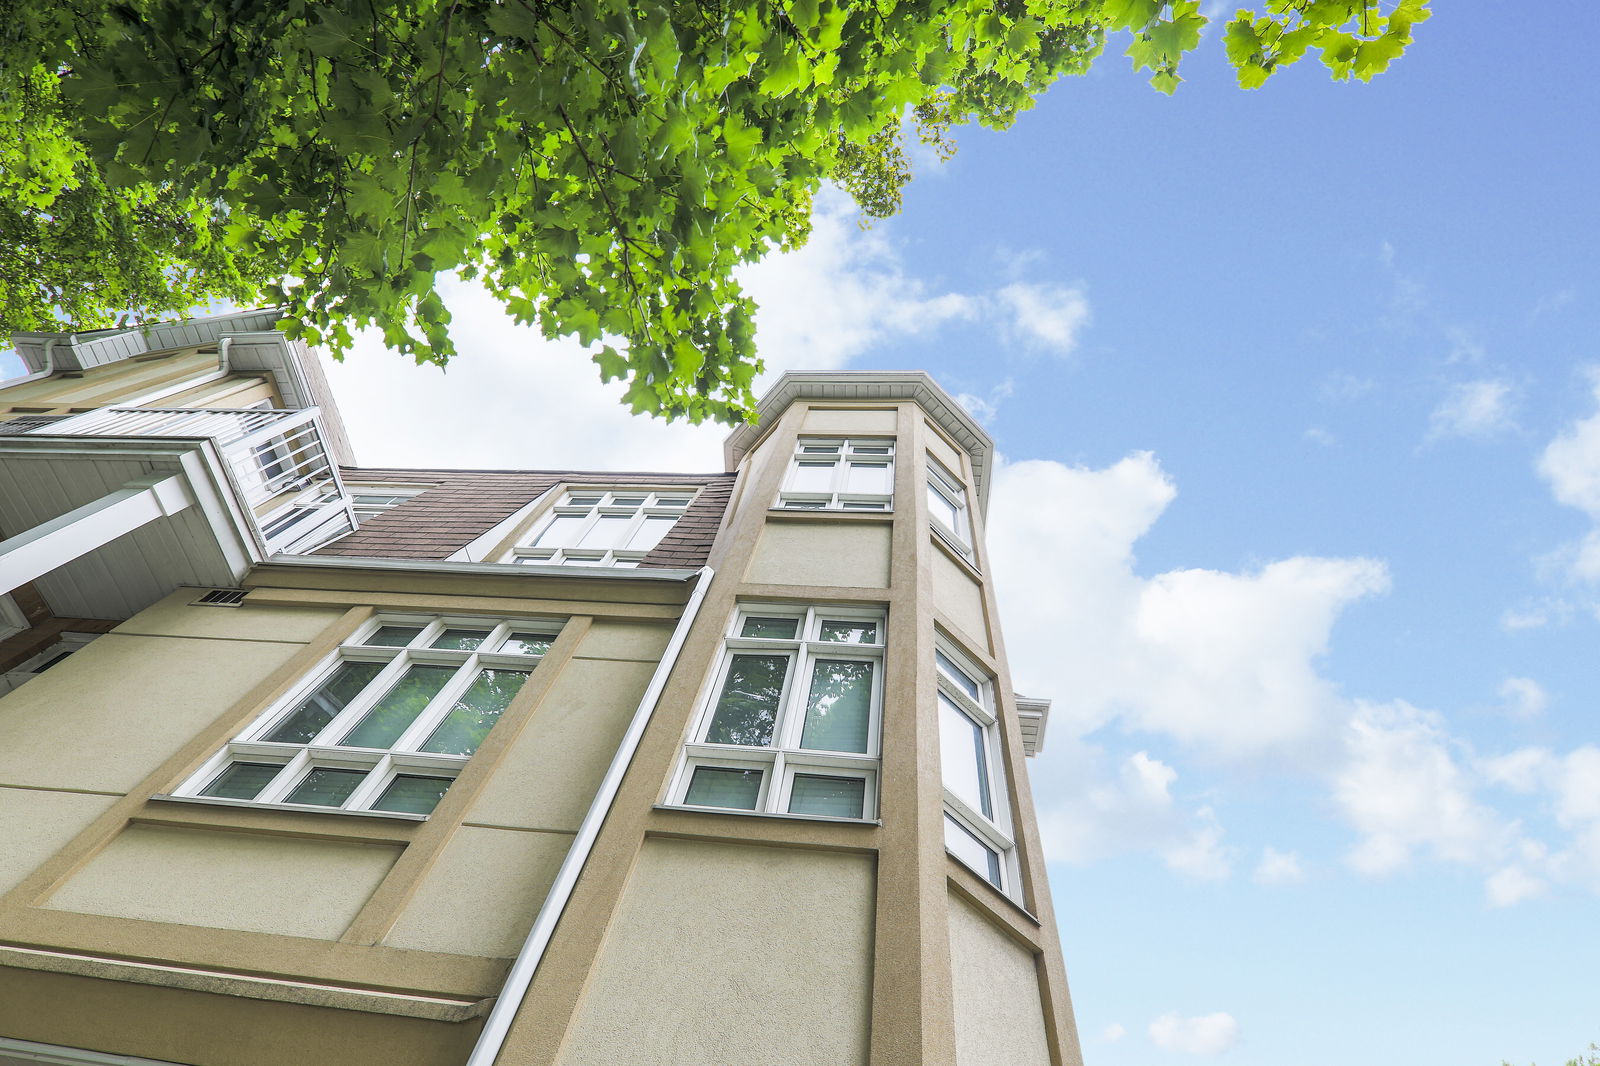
[192,588,247,607]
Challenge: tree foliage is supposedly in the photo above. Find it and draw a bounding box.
[0,0,1428,421]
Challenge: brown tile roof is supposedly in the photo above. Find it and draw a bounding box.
[315,466,734,569]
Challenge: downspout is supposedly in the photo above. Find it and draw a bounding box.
[111,336,234,410]
[465,564,716,1066]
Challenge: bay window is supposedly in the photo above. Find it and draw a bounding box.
[778,438,895,511]
[937,643,1015,891]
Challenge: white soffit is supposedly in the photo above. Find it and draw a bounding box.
[724,371,996,511]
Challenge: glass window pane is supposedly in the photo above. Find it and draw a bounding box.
[264,661,385,743]
[800,442,841,454]
[818,620,877,644]
[499,632,553,656]
[420,669,530,755]
[365,625,422,647]
[704,654,790,746]
[372,775,451,815]
[534,514,587,547]
[940,693,992,818]
[790,461,835,493]
[799,659,873,753]
[627,515,677,551]
[846,462,891,495]
[655,496,691,508]
[740,616,799,640]
[945,814,1002,887]
[199,762,281,801]
[789,774,866,818]
[338,664,455,748]
[936,651,982,701]
[580,515,632,548]
[430,628,491,651]
[783,499,826,510]
[928,483,961,531]
[684,767,762,810]
[852,444,892,455]
[284,767,366,807]
[611,496,646,507]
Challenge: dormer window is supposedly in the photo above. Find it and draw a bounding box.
[505,489,693,567]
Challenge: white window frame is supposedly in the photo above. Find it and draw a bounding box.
[667,604,887,821]
[777,438,895,511]
[346,482,429,522]
[936,638,1017,892]
[926,456,970,551]
[171,615,560,817]
[502,487,695,567]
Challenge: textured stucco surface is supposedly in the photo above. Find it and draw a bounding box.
[924,423,967,478]
[948,891,1051,1066]
[465,658,656,832]
[555,838,875,1066]
[802,407,899,435]
[384,825,571,957]
[45,824,399,939]
[931,548,988,651]
[0,787,118,897]
[747,520,891,588]
[110,591,341,643]
[571,621,674,663]
[0,632,303,792]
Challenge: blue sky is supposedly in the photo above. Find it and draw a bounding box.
[6,6,1595,1062]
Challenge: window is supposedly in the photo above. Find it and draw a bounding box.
[778,438,894,511]
[670,605,885,820]
[927,457,969,550]
[506,489,692,567]
[346,483,427,522]
[173,616,558,817]
[937,642,1014,891]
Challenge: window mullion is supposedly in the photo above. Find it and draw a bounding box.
[767,751,788,813]
[344,754,395,810]
[286,652,408,747]
[256,750,312,803]
[389,654,477,752]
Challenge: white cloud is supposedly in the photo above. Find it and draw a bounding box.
[1149,1012,1241,1055]
[990,454,1389,764]
[954,378,1015,426]
[993,281,1092,355]
[1535,371,1600,584]
[1253,846,1305,886]
[1427,379,1515,441]
[1336,701,1514,876]
[1103,1023,1127,1043]
[1497,677,1548,719]
[1303,426,1336,447]
[1486,864,1547,907]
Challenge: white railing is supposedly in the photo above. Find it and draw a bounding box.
[34,407,356,554]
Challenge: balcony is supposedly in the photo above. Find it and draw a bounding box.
[0,406,355,618]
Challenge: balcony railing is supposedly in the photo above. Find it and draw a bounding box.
[33,407,356,554]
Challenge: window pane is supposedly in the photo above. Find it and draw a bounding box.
[627,515,677,551]
[580,515,632,548]
[656,496,691,508]
[936,651,981,701]
[420,669,530,755]
[338,664,455,748]
[845,462,891,495]
[684,767,762,810]
[430,628,491,651]
[852,444,892,455]
[567,495,602,506]
[199,762,281,801]
[372,775,451,815]
[264,661,385,743]
[534,514,587,547]
[499,632,553,656]
[285,767,366,807]
[365,625,422,647]
[790,461,835,493]
[704,654,790,746]
[611,496,646,507]
[928,483,961,531]
[740,616,799,640]
[783,499,826,510]
[789,774,866,818]
[940,693,992,818]
[818,620,877,644]
[799,659,873,753]
[945,814,1002,887]
[800,442,841,454]
[841,501,888,511]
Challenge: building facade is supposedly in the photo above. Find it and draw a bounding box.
[0,311,1082,1066]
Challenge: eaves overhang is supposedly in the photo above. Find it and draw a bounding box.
[723,371,996,512]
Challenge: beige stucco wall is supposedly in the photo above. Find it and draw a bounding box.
[466,657,656,832]
[0,788,118,897]
[747,520,892,588]
[931,548,989,651]
[802,407,899,435]
[948,891,1052,1066]
[45,824,399,939]
[925,422,967,477]
[384,825,570,957]
[571,620,673,663]
[555,838,876,1066]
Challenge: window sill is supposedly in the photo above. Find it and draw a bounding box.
[945,849,1041,926]
[766,508,895,523]
[654,802,882,827]
[149,792,430,822]
[930,529,983,579]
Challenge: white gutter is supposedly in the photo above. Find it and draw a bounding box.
[1,338,57,388]
[110,335,234,410]
[465,564,715,1066]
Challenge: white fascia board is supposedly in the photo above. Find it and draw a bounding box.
[262,553,701,583]
[723,370,995,511]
